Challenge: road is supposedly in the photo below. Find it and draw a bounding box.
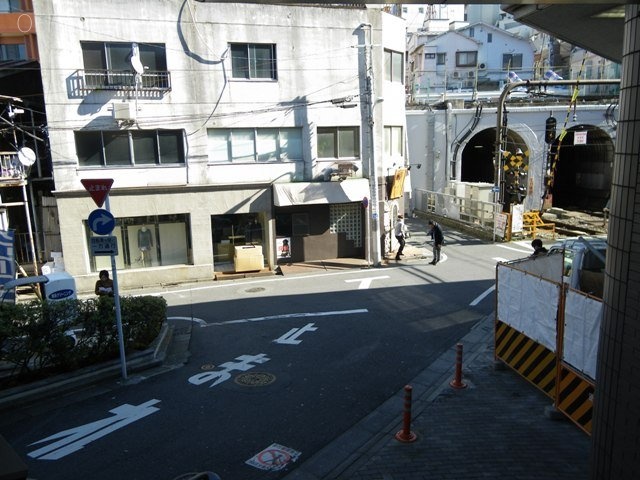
[0,233,534,480]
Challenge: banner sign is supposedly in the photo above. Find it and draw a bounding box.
[0,229,16,303]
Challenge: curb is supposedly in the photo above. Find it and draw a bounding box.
[0,322,173,413]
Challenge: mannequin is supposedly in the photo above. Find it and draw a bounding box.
[137,226,153,266]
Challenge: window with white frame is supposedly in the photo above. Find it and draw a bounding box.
[384,126,403,158]
[230,43,277,80]
[436,53,446,65]
[317,127,360,159]
[75,130,185,167]
[208,127,302,163]
[456,51,477,67]
[503,53,523,69]
[384,49,404,83]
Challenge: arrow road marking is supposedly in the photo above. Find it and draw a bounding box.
[274,323,318,345]
[345,276,389,289]
[28,399,161,460]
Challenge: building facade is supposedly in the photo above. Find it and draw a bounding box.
[32,0,407,292]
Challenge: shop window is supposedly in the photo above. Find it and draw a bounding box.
[212,213,264,265]
[87,214,192,271]
[208,127,302,163]
[75,130,185,167]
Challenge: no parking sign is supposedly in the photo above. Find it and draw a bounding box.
[245,443,301,471]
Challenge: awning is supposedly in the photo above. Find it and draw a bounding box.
[273,179,369,207]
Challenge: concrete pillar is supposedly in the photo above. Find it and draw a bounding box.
[590,5,640,478]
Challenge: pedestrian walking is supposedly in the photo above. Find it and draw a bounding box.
[394,215,407,261]
[428,220,443,265]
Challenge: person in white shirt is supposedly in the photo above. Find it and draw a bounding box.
[394,215,407,261]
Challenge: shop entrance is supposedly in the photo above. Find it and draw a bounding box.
[211,213,264,272]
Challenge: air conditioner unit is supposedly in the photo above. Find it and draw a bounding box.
[452,71,459,78]
[112,102,136,122]
[468,71,475,78]
[478,63,486,70]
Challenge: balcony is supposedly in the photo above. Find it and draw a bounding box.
[70,69,171,98]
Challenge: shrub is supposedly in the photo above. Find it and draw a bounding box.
[0,295,167,388]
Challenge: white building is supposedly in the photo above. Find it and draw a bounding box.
[408,22,535,102]
[33,1,407,292]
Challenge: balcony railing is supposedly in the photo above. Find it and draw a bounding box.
[72,69,171,95]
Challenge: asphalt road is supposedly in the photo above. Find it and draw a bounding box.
[1,233,534,480]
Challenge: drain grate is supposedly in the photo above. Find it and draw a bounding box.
[234,372,276,387]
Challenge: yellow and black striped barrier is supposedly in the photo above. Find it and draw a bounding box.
[495,320,557,399]
[556,364,594,434]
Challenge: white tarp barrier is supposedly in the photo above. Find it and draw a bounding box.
[497,264,560,351]
[563,289,602,380]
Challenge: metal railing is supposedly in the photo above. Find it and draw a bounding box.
[77,69,171,92]
[413,188,498,232]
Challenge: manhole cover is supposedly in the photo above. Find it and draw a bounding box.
[245,287,266,293]
[234,372,276,387]
[200,364,216,371]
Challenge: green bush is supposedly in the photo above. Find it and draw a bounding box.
[0,295,167,388]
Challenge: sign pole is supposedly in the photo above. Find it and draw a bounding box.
[104,195,127,380]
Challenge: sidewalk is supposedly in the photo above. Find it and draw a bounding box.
[284,314,590,480]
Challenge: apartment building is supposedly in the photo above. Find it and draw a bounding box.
[31,1,407,292]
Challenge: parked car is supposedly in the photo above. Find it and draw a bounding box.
[548,235,607,297]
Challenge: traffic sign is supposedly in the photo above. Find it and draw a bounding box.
[81,179,114,208]
[88,209,116,235]
[90,236,118,256]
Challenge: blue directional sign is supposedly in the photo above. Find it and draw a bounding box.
[88,209,116,235]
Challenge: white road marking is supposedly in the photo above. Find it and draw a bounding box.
[28,400,161,460]
[496,244,531,254]
[203,309,368,327]
[470,285,496,306]
[345,276,389,289]
[274,323,318,345]
[167,316,207,326]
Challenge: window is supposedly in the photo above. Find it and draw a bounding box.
[503,53,523,70]
[384,49,404,83]
[75,130,185,167]
[317,127,360,159]
[436,53,446,65]
[88,214,192,271]
[0,43,26,61]
[425,53,435,60]
[0,0,20,13]
[81,41,168,89]
[487,33,493,43]
[384,126,403,157]
[456,51,477,67]
[230,43,277,80]
[468,27,475,38]
[208,127,302,163]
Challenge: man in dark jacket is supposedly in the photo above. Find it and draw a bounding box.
[428,220,444,265]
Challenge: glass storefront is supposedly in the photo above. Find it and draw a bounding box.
[212,213,265,270]
[88,214,192,271]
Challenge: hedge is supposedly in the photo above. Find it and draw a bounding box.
[0,295,167,388]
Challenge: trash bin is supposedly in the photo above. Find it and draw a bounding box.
[41,271,77,302]
[234,245,264,273]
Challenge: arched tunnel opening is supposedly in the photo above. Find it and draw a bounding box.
[458,125,613,214]
[551,126,614,211]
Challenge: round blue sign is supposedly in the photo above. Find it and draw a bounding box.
[88,209,116,235]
